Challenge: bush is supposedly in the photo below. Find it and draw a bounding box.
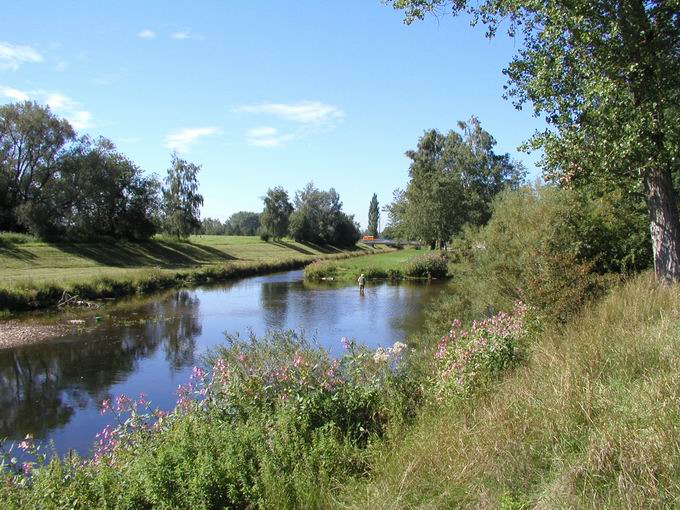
[404,252,449,278]
[1,331,419,509]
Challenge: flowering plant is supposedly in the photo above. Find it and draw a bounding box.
[434,301,530,398]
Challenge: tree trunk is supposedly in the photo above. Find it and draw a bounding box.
[645,165,680,284]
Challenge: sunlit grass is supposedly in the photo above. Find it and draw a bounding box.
[339,273,680,509]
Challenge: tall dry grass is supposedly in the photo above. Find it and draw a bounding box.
[340,273,680,509]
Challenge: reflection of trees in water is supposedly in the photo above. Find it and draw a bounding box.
[0,290,202,440]
[259,282,290,329]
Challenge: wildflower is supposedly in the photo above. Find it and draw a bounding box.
[100,398,112,415]
[293,353,304,368]
[18,434,33,452]
[373,347,389,363]
[22,462,32,475]
[392,341,407,355]
[341,337,351,350]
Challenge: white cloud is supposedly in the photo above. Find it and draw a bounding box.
[0,87,94,129]
[246,126,296,148]
[0,42,43,71]
[235,101,344,126]
[164,127,220,153]
[55,60,68,72]
[171,30,205,40]
[137,29,156,40]
[0,86,29,101]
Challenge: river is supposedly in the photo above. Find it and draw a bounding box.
[0,270,445,457]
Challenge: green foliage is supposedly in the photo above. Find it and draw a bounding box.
[289,182,361,247]
[367,193,380,238]
[261,186,294,240]
[1,331,419,509]
[200,217,226,235]
[161,153,204,240]
[389,0,680,282]
[225,211,261,236]
[403,251,449,278]
[394,117,524,247]
[0,101,76,232]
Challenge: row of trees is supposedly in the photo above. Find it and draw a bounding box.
[0,101,203,240]
[201,212,261,236]
[260,183,361,247]
[382,117,525,247]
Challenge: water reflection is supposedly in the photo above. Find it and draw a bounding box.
[0,271,444,455]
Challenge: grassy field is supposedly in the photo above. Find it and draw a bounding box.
[0,234,390,311]
[0,235,377,286]
[304,248,424,281]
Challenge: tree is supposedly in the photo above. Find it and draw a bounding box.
[396,119,523,248]
[201,217,226,235]
[390,0,680,283]
[261,186,293,240]
[367,193,380,237]
[224,211,260,236]
[162,153,203,239]
[289,182,361,247]
[0,101,76,231]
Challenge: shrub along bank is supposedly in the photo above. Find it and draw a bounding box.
[304,249,449,281]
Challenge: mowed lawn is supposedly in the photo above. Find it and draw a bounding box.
[310,248,422,280]
[0,236,377,287]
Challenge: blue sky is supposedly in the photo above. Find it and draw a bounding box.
[0,0,544,229]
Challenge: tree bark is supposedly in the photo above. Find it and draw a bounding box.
[645,165,680,284]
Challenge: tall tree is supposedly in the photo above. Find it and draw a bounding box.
[398,119,523,248]
[0,101,75,231]
[261,186,293,240]
[367,193,380,237]
[162,153,203,239]
[390,0,680,283]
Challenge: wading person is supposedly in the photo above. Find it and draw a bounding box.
[357,273,366,295]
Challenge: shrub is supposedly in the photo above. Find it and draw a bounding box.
[434,302,531,399]
[304,260,338,280]
[404,252,449,278]
[1,331,418,509]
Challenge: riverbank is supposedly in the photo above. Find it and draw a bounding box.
[304,249,451,281]
[0,235,391,313]
[3,273,679,508]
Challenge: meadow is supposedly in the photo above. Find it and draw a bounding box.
[0,234,389,311]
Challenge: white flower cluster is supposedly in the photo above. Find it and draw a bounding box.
[373,341,408,363]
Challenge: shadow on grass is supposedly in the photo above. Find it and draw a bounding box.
[54,240,237,268]
[0,242,38,262]
[272,241,316,256]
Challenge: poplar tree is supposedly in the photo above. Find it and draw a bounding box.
[367,193,380,237]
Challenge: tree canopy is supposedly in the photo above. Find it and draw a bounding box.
[389,0,680,282]
[162,153,204,239]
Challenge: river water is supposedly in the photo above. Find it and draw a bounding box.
[0,270,444,457]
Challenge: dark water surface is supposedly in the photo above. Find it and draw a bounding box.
[0,270,444,457]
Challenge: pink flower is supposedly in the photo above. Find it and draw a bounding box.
[341,337,351,349]
[293,353,304,368]
[100,398,112,415]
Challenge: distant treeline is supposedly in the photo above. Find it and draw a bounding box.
[0,101,203,241]
[202,183,361,248]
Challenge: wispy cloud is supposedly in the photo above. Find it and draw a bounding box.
[55,60,68,72]
[0,86,94,129]
[235,101,344,126]
[235,100,344,148]
[171,30,204,41]
[0,86,29,101]
[164,127,220,153]
[246,126,295,148]
[137,29,156,40]
[0,42,43,71]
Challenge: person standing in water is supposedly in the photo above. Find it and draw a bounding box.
[357,273,366,295]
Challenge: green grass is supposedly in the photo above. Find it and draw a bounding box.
[338,273,680,509]
[304,248,426,281]
[0,235,389,311]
